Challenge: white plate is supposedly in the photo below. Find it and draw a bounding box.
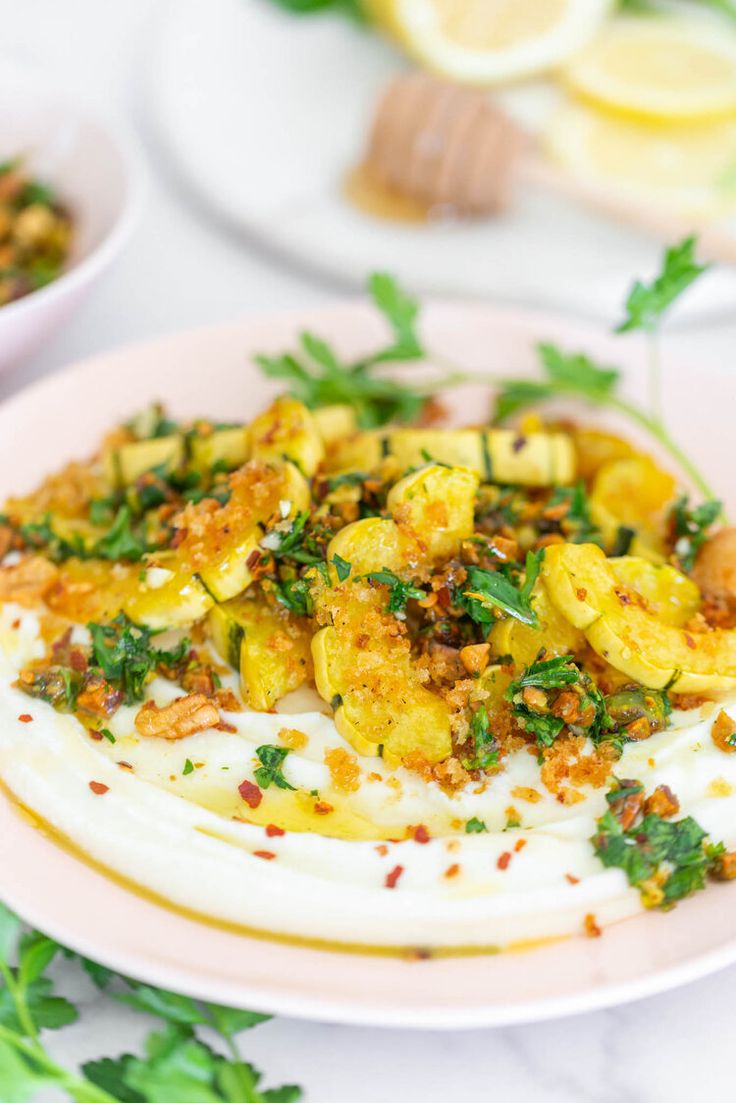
[1,301,735,1027]
[150,0,736,323]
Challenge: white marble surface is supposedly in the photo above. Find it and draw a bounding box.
[4,1,736,1099]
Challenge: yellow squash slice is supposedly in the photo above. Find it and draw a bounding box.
[542,543,736,694]
[208,595,312,711]
[312,583,451,765]
[250,396,325,477]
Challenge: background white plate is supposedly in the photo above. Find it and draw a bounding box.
[151,0,736,323]
[1,300,734,1028]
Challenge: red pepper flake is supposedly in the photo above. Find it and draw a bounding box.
[89,730,104,742]
[412,824,431,845]
[444,863,460,879]
[497,851,512,870]
[11,618,20,630]
[253,850,276,861]
[17,714,33,723]
[565,872,580,885]
[584,913,602,938]
[385,864,404,889]
[265,824,285,837]
[89,781,109,796]
[684,633,697,650]
[313,801,334,815]
[576,587,588,601]
[514,838,527,853]
[375,843,389,857]
[238,779,263,808]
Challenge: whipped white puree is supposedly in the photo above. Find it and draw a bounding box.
[1,604,735,950]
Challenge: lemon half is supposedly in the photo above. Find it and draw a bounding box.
[563,17,736,124]
[366,0,614,85]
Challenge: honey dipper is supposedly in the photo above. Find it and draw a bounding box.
[363,72,736,263]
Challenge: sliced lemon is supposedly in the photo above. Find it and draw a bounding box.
[365,0,614,85]
[545,99,736,216]
[563,16,736,123]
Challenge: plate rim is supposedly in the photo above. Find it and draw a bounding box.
[2,301,735,1030]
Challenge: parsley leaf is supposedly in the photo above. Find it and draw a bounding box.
[272,576,315,617]
[508,655,612,749]
[254,745,296,790]
[265,0,365,20]
[256,273,426,428]
[592,785,725,907]
[462,705,498,771]
[465,817,488,834]
[88,614,189,704]
[616,236,710,334]
[460,550,542,630]
[93,505,148,561]
[331,552,352,581]
[670,495,722,571]
[364,568,425,614]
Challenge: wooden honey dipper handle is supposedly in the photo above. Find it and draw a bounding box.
[365,72,736,263]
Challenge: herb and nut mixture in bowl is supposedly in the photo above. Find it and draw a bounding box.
[1,244,735,953]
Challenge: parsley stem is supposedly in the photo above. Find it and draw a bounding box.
[0,1024,120,1103]
[647,334,663,424]
[0,958,37,1041]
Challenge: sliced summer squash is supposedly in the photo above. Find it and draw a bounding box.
[105,435,185,487]
[589,455,677,558]
[387,463,479,561]
[189,427,250,475]
[609,556,701,628]
[124,558,213,630]
[208,595,312,710]
[312,583,451,765]
[312,404,358,446]
[489,579,585,668]
[327,428,576,486]
[542,543,736,694]
[250,396,325,477]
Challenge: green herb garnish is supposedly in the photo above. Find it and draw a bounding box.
[87,614,189,705]
[0,901,300,1103]
[593,782,726,908]
[256,274,427,428]
[460,550,542,631]
[331,553,352,581]
[465,817,488,834]
[183,758,194,776]
[615,236,709,335]
[670,495,722,571]
[364,568,425,614]
[462,705,499,771]
[254,745,296,791]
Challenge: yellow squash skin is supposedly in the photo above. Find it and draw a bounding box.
[312,583,451,766]
[387,463,479,562]
[208,595,312,711]
[542,543,736,694]
[250,396,325,477]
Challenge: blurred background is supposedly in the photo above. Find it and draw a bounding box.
[3,0,736,404]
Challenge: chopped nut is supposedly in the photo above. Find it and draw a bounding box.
[643,784,680,819]
[712,710,736,753]
[459,643,491,676]
[521,686,547,712]
[134,694,220,740]
[0,556,58,605]
[712,851,736,881]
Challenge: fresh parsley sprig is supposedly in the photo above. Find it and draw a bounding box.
[0,901,300,1103]
[256,274,429,428]
[459,550,542,632]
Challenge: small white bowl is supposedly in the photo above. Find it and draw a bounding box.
[0,61,143,372]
